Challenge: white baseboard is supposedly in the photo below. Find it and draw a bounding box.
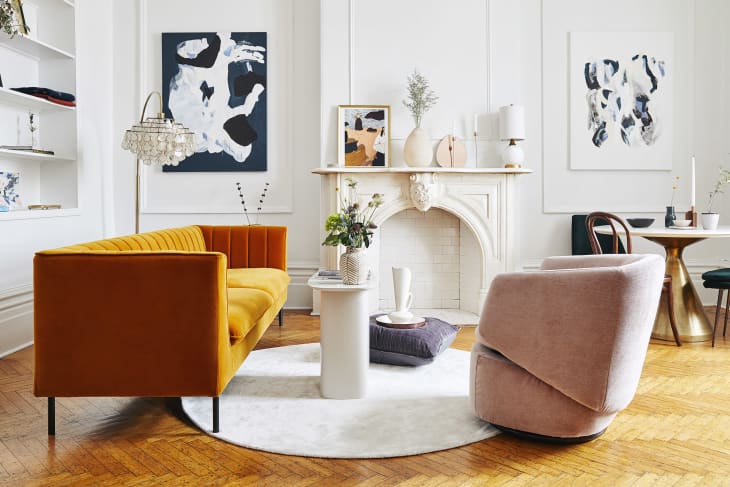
[0,285,34,358]
[284,261,319,309]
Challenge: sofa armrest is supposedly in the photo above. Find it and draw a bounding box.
[197,225,288,271]
[476,254,664,412]
[33,251,230,397]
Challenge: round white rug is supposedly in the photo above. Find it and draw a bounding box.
[181,343,498,458]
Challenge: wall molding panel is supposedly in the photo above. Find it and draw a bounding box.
[0,286,33,358]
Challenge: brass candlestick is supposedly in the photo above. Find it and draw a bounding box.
[685,206,698,227]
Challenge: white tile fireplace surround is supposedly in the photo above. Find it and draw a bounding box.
[313,167,531,324]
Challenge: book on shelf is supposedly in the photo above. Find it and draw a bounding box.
[317,269,342,279]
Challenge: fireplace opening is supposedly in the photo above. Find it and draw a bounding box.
[374,208,481,325]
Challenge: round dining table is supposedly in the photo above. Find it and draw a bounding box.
[596,225,730,342]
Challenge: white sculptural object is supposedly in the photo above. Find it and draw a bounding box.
[389,266,414,323]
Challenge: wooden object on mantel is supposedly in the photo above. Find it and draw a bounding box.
[312,166,533,174]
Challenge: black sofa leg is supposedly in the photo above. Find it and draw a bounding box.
[48,397,55,436]
[212,396,220,433]
[278,309,283,327]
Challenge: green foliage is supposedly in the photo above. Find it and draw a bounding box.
[402,69,438,128]
[706,167,730,213]
[321,177,384,249]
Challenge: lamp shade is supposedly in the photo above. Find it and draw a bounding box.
[121,116,194,166]
[499,104,525,141]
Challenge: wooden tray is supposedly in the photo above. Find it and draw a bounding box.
[375,315,426,329]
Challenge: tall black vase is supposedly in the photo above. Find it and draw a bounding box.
[664,206,676,228]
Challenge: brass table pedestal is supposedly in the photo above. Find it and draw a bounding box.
[643,236,710,343]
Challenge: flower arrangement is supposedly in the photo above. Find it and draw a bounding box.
[235,181,270,225]
[706,167,730,213]
[402,69,438,128]
[322,177,384,249]
[670,175,679,206]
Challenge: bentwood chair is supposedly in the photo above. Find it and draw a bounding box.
[585,212,682,346]
[701,268,730,347]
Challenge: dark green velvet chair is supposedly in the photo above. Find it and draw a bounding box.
[702,268,730,347]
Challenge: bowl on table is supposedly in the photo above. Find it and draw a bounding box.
[673,219,692,227]
[626,218,655,228]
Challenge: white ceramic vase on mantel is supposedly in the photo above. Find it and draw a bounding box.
[403,127,433,167]
[701,212,720,230]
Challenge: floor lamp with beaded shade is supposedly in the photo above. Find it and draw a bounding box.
[121,91,194,233]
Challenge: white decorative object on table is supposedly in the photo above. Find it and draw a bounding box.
[701,213,720,230]
[703,166,730,231]
[390,266,413,323]
[499,104,525,168]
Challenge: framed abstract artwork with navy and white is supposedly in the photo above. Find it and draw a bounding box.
[569,32,673,171]
[161,32,267,172]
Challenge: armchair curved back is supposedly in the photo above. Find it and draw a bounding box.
[476,254,664,413]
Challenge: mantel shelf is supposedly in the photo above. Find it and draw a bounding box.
[312,166,533,175]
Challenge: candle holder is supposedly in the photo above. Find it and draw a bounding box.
[473,130,478,166]
[684,206,698,227]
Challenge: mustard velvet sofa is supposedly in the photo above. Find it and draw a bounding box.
[33,225,289,435]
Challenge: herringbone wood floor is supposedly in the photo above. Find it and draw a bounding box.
[2,310,730,486]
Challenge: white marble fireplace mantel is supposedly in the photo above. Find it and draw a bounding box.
[313,166,531,318]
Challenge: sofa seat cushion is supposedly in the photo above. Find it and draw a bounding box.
[227,268,290,298]
[227,288,274,339]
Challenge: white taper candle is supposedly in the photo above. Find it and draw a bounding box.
[691,156,696,208]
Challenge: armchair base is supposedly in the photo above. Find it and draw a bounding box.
[491,423,607,444]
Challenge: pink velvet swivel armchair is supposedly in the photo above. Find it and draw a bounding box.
[469,254,665,442]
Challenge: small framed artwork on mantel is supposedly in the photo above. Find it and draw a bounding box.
[337,105,390,167]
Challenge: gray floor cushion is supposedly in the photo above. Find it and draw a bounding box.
[370,314,460,366]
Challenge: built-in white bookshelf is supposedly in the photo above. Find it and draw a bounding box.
[0,0,77,217]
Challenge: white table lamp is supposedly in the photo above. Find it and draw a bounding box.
[499,104,525,168]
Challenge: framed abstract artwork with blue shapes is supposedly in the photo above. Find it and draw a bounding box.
[0,171,22,212]
[569,32,673,171]
[161,32,267,172]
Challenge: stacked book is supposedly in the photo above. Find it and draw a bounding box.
[311,269,343,283]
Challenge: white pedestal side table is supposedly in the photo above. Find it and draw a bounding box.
[308,275,374,399]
